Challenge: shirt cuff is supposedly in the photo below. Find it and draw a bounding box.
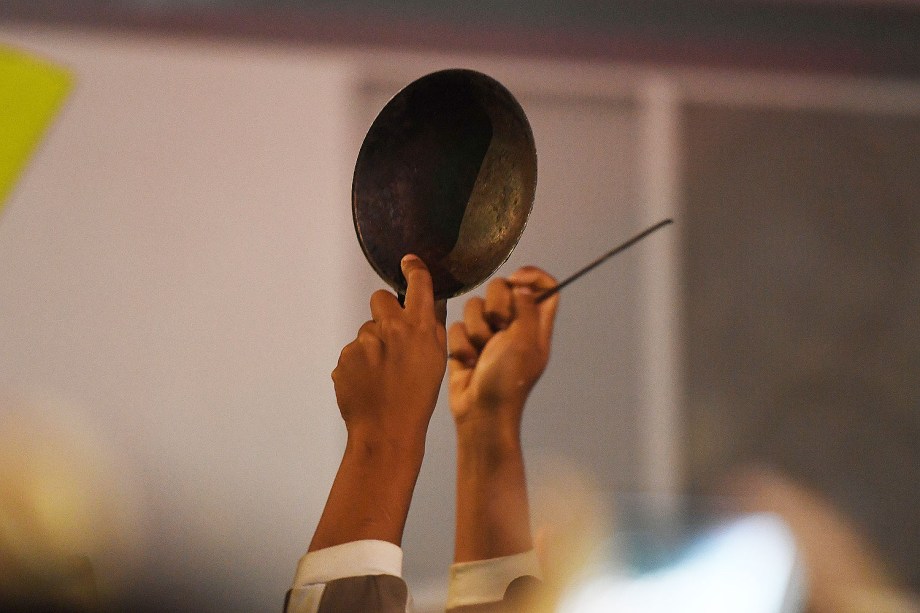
[447,550,541,609]
[292,539,403,588]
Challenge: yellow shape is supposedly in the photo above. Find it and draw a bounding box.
[0,46,73,212]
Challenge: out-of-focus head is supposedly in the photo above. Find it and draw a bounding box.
[0,391,142,611]
[726,467,918,613]
[528,458,613,612]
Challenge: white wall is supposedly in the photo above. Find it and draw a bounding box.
[0,29,361,611]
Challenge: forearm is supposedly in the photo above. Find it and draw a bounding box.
[309,434,425,552]
[454,415,532,563]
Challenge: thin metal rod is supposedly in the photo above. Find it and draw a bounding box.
[535,218,674,303]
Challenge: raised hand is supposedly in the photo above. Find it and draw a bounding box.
[448,266,559,564]
[448,266,559,433]
[310,254,447,551]
[332,254,447,446]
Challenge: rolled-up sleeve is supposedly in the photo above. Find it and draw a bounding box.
[446,550,541,612]
[285,540,409,613]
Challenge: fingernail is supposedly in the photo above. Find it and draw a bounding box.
[513,285,534,295]
[401,254,419,267]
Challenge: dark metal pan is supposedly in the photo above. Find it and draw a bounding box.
[352,69,537,300]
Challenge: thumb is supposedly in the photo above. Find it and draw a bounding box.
[401,254,436,320]
[510,284,539,337]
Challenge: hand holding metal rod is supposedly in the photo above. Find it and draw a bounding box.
[535,218,673,303]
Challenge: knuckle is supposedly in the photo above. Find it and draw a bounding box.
[331,360,344,382]
[515,265,557,286]
[403,265,429,286]
[483,309,507,331]
[487,277,510,293]
[380,317,409,336]
[517,265,543,274]
[370,290,395,312]
[484,296,509,315]
[467,328,490,346]
[464,296,484,317]
[337,343,354,362]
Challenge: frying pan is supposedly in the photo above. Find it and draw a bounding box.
[352,69,537,301]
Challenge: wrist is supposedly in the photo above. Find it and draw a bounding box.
[309,430,426,552]
[453,429,532,563]
[456,428,524,472]
[345,428,427,468]
[454,406,524,448]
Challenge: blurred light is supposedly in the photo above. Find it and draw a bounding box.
[557,513,805,613]
[0,391,145,608]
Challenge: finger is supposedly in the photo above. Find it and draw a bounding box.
[463,295,492,350]
[483,278,513,331]
[448,321,478,369]
[447,322,476,398]
[510,284,540,341]
[507,266,557,293]
[434,299,448,328]
[436,318,447,351]
[449,365,474,399]
[356,320,381,346]
[401,254,435,321]
[370,289,402,323]
[508,266,559,345]
[331,339,359,383]
[331,348,346,383]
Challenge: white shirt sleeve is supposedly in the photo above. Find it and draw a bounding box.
[446,549,541,610]
[286,540,404,613]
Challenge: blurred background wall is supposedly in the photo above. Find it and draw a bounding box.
[1,2,918,611]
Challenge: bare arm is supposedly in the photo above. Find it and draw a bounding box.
[448,267,559,563]
[309,255,447,552]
